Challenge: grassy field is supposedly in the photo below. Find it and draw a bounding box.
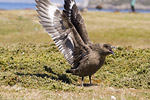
[0,10,150,48]
[0,10,150,100]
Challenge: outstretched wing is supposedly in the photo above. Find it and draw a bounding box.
[35,0,91,66]
[63,0,90,44]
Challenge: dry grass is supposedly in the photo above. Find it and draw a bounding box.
[83,12,150,48]
[0,85,150,100]
[0,10,150,48]
[0,10,52,44]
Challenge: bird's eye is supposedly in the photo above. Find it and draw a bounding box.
[104,44,109,48]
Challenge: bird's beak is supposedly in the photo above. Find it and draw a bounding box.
[111,50,115,55]
[111,46,116,55]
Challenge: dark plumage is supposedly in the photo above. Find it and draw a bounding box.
[35,0,115,86]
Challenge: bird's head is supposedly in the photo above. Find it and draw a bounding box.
[99,44,115,56]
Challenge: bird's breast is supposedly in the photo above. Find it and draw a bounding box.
[88,51,100,65]
[83,52,105,76]
[76,51,106,77]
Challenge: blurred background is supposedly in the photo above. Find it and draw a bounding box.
[0,0,150,13]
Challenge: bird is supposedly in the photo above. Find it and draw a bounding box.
[35,0,115,86]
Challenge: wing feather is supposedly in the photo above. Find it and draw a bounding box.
[36,0,90,66]
[63,0,90,44]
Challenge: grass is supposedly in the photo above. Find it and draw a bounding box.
[84,12,150,48]
[0,10,51,44]
[0,85,150,100]
[0,10,150,100]
[0,10,150,47]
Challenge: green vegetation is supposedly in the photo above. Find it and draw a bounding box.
[0,10,150,100]
[0,43,150,89]
[101,46,150,89]
[0,43,150,100]
[0,43,76,91]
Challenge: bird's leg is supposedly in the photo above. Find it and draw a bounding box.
[81,76,84,87]
[89,76,92,85]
